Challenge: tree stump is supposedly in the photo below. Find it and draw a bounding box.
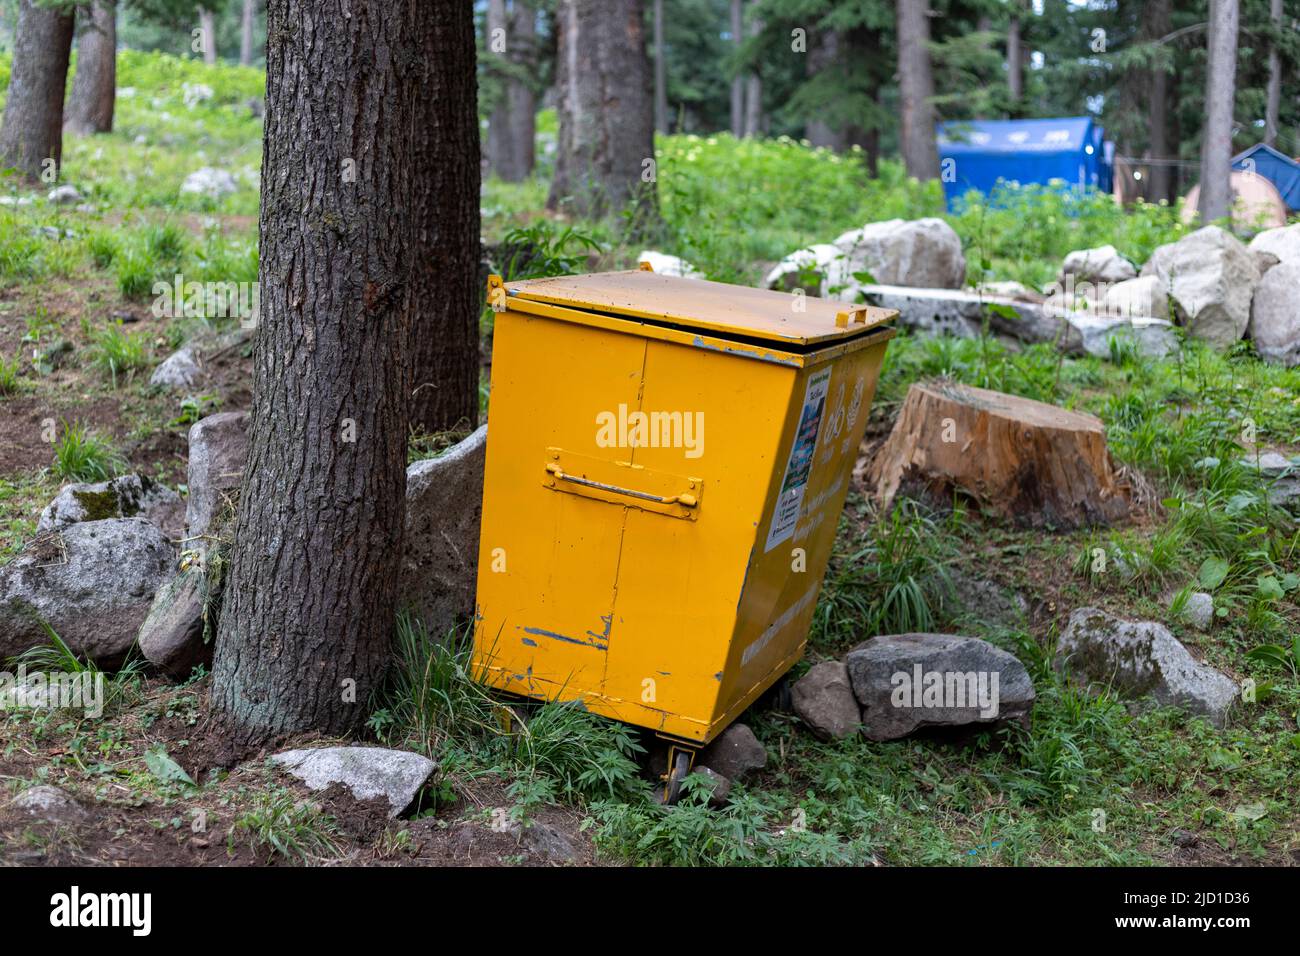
[868,381,1129,528]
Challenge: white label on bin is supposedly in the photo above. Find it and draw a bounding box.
[764,367,831,552]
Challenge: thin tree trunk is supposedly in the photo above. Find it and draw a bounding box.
[547,0,657,229]
[729,0,743,136]
[0,0,75,182]
[1265,0,1282,147]
[198,7,217,64]
[487,1,535,182]
[211,0,418,746]
[896,0,940,181]
[408,0,481,435]
[240,0,255,66]
[1199,0,1238,223]
[805,30,844,149]
[1145,0,1173,204]
[1007,14,1023,109]
[653,0,668,134]
[65,0,117,136]
[743,9,761,137]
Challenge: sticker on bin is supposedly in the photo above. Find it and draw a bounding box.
[765,366,831,552]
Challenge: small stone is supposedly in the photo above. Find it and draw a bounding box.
[47,184,82,205]
[689,765,732,808]
[698,723,766,781]
[269,747,437,819]
[636,250,702,278]
[138,567,210,679]
[9,785,88,824]
[180,167,238,200]
[1173,591,1214,631]
[150,347,202,390]
[791,661,861,740]
[510,820,577,863]
[186,412,250,557]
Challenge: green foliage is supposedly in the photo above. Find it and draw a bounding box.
[85,321,151,385]
[0,353,20,396]
[230,787,342,863]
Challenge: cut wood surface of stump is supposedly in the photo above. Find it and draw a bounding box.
[869,380,1129,529]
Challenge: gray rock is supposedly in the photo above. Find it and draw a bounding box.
[1141,225,1260,350]
[1245,450,1296,476]
[1066,311,1179,359]
[179,166,238,199]
[1173,591,1214,631]
[1101,275,1169,322]
[269,747,436,819]
[47,185,82,206]
[186,412,249,557]
[1248,223,1300,269]
[1060,244,1137,284]
[689,765,732,808]
[1248,258,1300,366]
[137,567,210,678]
[0,519,175,665]
[791,661,861,740]
[1269,477,1300,512]
[855,283,1083,350]
[9,785,88,823]
[510,820,578,863]
[846,633,1035,740]
[827,218,966,292]
[399,425,486,637]
[150,347,202,389]
[1055,607,1238,728]
[37,474,184,540]
[698,723,766,781]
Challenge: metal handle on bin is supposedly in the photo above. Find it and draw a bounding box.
[835,308,869,329]
[545,462,698,508]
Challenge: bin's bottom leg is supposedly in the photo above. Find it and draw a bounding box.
[660,746,695,806]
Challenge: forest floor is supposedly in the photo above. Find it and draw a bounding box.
[1,52,1298,866]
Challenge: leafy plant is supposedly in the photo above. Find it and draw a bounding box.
[51,421,124,482]
[85,321,150,385]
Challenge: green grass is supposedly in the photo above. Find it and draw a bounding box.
[50,422,124,483]
[0,353,20,395]
[84,321,151,385]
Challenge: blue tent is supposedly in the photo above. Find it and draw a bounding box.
[1231,143,1300,211]
[936,116,1114,207]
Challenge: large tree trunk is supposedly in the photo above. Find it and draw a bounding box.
[653,0,668,134]
[0,0,75,182]
[486,0,535,182]
[1199,0,1238,223]
[65,0,117,137]
[211,0,418,746]
[408,0,481,434]
[198,7,217,64]
[729,0,743,136]
[869,382,1130,530]
[895,0,940,181]
[240,0,255,65]
[1265,0,1282,147]
[547,0,657,228]
[1144,0,1173,205]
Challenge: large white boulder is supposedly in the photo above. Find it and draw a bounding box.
[1140,225,1260,349]
[826,218,966,294]
[1248,258,1300,366]
[1060,244,1137,284]
[763,243,842,294]
[1248,223,1300,274]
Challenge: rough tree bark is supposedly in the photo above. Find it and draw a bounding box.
[729,0,743,136]
[0,0,75,182]
[869,381,1130,530]
[547,0,657,227]
[1265,0,1282,147]
[408,0,481,434]
[240,0,255,65]
[653,0,668,134]
[1199,0,1238,223]
[65,0,117,136]
[198,7,217,64]
[211,0,419,745]
[895,0,940,181]
[486,0,535,182]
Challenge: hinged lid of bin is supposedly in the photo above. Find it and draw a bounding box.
[499,269,895,348]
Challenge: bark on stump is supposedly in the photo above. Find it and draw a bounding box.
[868,381,1129,529]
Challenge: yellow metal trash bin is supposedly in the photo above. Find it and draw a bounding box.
[472,268,896,747]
